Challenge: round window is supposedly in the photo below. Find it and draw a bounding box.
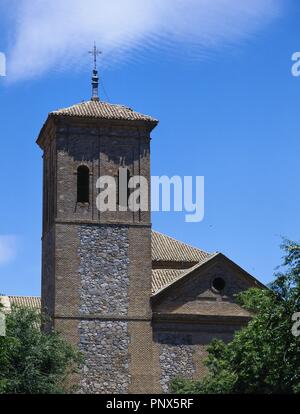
[212,277,226,292]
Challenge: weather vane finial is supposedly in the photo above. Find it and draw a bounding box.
[89,42,102,101]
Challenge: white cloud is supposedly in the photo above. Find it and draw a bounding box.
[5,0,283,81]
[0,235,17,266]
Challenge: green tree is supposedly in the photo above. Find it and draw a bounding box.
[0,305,82,394]
[171,239,300,394]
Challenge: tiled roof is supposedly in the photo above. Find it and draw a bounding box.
[50,100,158,124]
[151,232,215,293]
[152,231,212,264]
[9,296,41,309]
[152,269,186,294]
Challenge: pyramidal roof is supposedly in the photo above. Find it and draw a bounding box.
[49,100,158,124]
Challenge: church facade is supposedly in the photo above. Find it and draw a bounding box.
[32,91,264,394]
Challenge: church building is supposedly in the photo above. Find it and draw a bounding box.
[1,60,264,394]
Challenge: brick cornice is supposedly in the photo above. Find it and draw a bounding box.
[54,314,152,322]
[152,312,251,325]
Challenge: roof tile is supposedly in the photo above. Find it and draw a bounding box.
[9,296,41,309]
[152,231,212,263]
[152,269,185,294]
[50,100,158,123]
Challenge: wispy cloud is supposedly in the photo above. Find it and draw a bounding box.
[5,0,283,81]
[0,235,17,266]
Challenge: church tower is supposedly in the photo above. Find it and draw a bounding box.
[37,55,158,393]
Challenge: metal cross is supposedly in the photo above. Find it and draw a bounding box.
[89,42,102,71]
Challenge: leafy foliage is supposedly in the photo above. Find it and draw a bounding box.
[0,306,82,394]
[171,239,300,394]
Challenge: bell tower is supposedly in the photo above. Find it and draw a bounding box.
[37,59,158,392]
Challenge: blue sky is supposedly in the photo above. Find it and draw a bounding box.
[0,0,299,296]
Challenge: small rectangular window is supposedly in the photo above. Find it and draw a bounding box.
[77,166,90,203]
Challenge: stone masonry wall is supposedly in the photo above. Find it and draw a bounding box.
[157,333,196,393]
[78,225,129,315]
[78,224,131,393]
[79,320,130,394]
